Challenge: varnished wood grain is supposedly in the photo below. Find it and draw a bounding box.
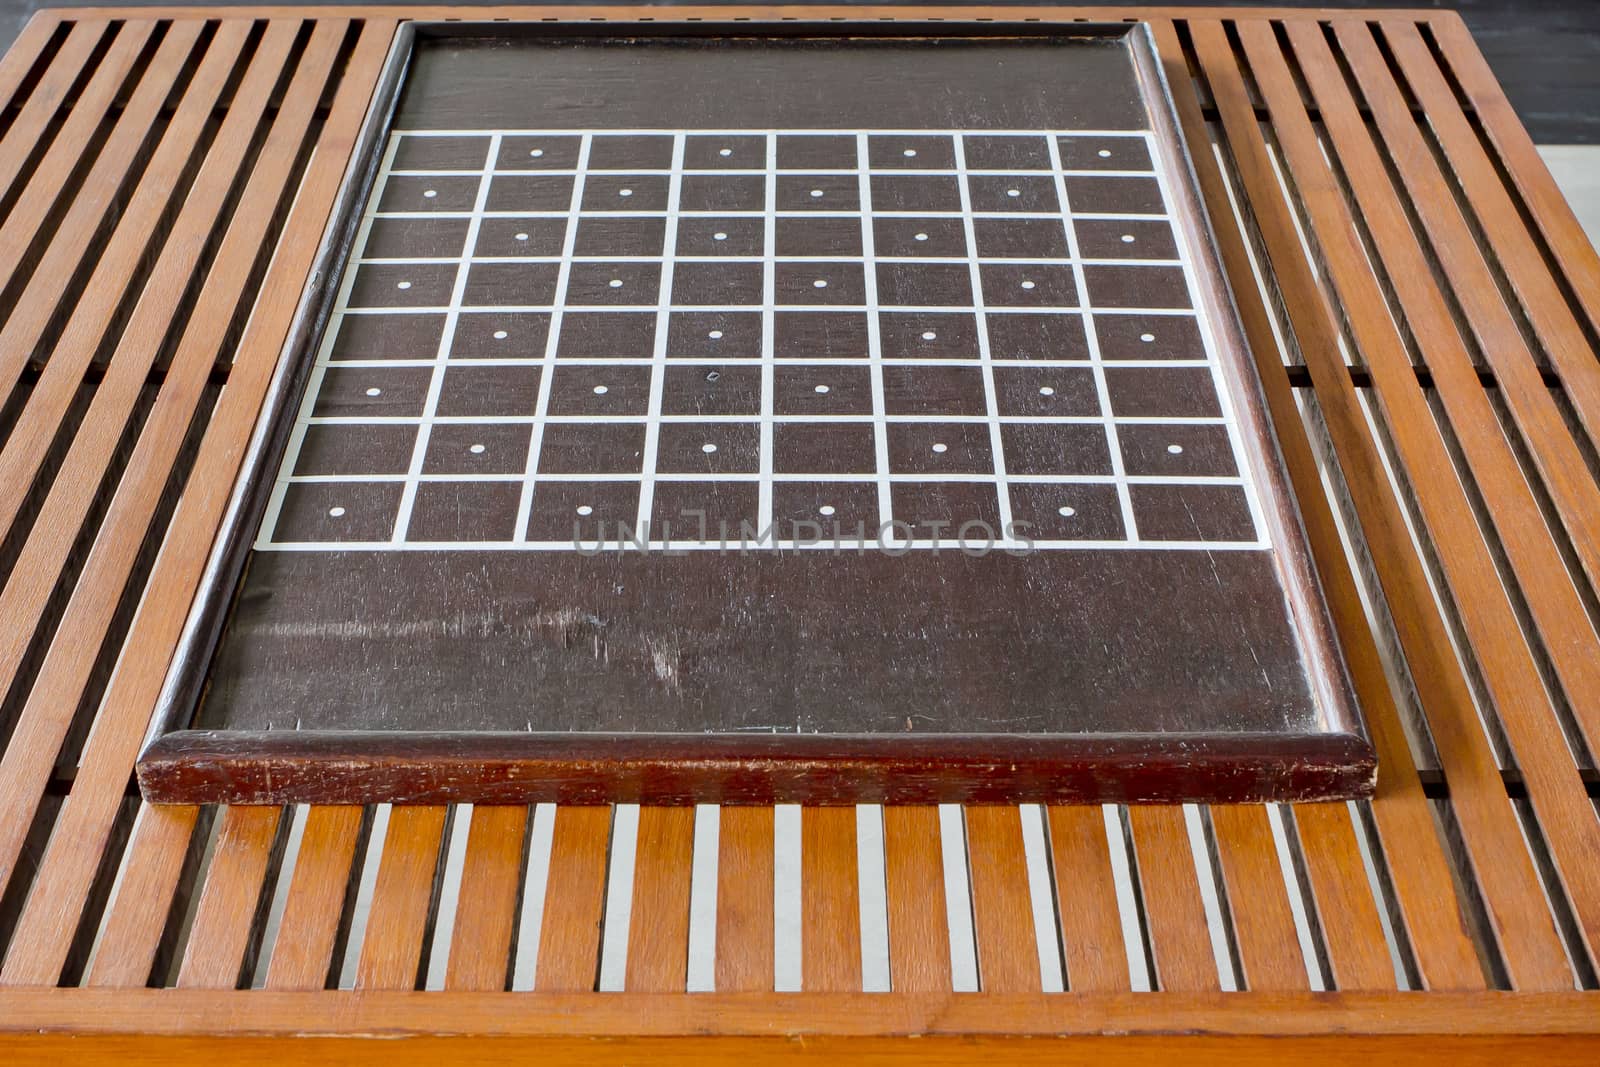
[84,805,202,989]
[882,806,951,993]
[445,805,529,991]
[1046,805,1129,993]
[715,806,774,992]
[1208,806,1305,991]
[801,807,861,992]
[625,807,695,992]
[356,805,450,990]
[964,806,1041,993]
[265,806,367,991]
[534,806,611,993]
[1127,806,1219,992]
[1291,803,1397,991]
[175,806,284,990]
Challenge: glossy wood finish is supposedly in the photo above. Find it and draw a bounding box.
[0,4,1596,1058]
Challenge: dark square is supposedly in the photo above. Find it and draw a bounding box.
[967,175,1059,214]
[777,174,860,211]
[981,264,1078,308]
[573,215,667,257]
[462,262,560,307]
[1008,481,1125,542]
[1104,367,1223,418]
[422,422,532,474]
[436,364,542,417]
[525,480,641,544]
[311,367,433,418]
[1057,135,1154,172]
[890,482,1001,540]
[1095,313,1205,360]
[451,312,551,359]
[986,312,1089,361]
[329,313,445,361]
[871,217,966,258]
[364,217,469,259]
[566,261,662,306]
[773,423,877,474]
[962,135,1052,172]
[473,217,568,258]
[547,364,653,416]
[1131,483,1257,542]
[878,312,980,360]
[993,365,1100,417]
[662,364,762,415]
[771,481,882,541]
[589,134,675,170]
[393,134,491,172]
[972,217,1068,259]
[657,422,761,473]
[1075,218,1180,260]
[378,175,480,213]
[666,311,762,358]
[881,365,986,416]
[649,481,760,542]
[774,311,870,359]
[1118,423,1239,477]
[776,134,857,170]
[556,312,657,357]
[1001,422,1112,476]
[1064,175,1165,215]
[673,262,763,306]
[868,134,956,170]
[869,174,960,213]
[347,263,456,309]
[774,364,873,415]
[684,134,766,169]
[582,175,670,212]
[676,217,765,256]
[776,262,865,305]
[875,263,972,308]
[485,174,576,213]
[294,424,416,476]
[273,481,401,543]
[887,421,992,474]
[497,135,583,171]
[1083,265,1192,310]
[776,216,864,257]
[404,481,521,543]
[538,422,645,474]
[680,174,766,212]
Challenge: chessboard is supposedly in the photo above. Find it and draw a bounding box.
[139,26,1369,804]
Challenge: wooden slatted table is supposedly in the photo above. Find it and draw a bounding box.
[0,5,1597,1061]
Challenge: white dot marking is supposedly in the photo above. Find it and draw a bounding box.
[365,387,381,397]
[903,149,917,158]
[709,330,724,339]
[1098,149,1112,158]
[702,443,718,454]
[814,384,830,394]
[1006,188,1021,197]
[813,279,828,288]
[609,279,624,288]
[719,147,733,157]
[1039,386,1055,396]
[921,331,937,340]
[1141,332,1156,342]
[931,442,948,454]
[1168,444,1184,455]
[819,505,836,516]
[593,385,609,395]
[469,443,486,454]
[493,330,508,340]
[396,281,411,290]
[328,506,345,518]
[713,231,728,241]
[619,188,633,197]
[576,505,593,516]
[530,148,544,158]
[1058,505,1077,517]
[810,189,824,198]
[422,189,437,199]
[1020,280,1036,290]
[1121,234,1136,243]
[914,232,929,242]
[514,232,529,241]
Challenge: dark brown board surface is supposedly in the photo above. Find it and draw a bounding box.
[139,21,1371,804]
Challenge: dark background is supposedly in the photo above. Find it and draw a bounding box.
[2,1,1597,143]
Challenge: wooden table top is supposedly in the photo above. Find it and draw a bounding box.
[0,5,1597,1061]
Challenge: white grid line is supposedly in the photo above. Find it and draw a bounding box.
[856,132,893,532]
[634,133,687,534]
[758,132,777,543]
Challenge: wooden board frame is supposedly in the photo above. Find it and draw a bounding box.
[133,15,1372,807]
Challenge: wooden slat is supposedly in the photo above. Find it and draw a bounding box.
[1184,15,1540,990]
[534,806,610,993]
[801,806,861,992]
[264,806,366,991]
[1291,803,1397,991]
[714,805,774,993]
[0,20,107,204]
[445,805,528,992]
[1234,17,1593,987]
[964,806,1040,993]
[1046,805,1129,993]
[624,806,694,992]
[85,804,201,988]
[0,17,395,988]
[881,806,951,993]
[1209,805,1305,990]
[0,12,64,111]
[355,805,448,990]
[175,806,283,990]
[1127,806,1219,992]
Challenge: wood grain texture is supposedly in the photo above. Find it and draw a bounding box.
[356,805,449,990]
[534,806,611,993]
[882,806,951,993]
[265,806,367,991]
[175,806,283,990]
[0,19,106,205]
[624,806,694,992]
[1290,803,1397,991]
[445,805,529,991]
[84,804,201,989]
[801,807,861,992]
[964,806,1041,993]
[1208,805,1305,991]
[1046,805,1129,993]
[715,805,774,993]
[1127,806,1219,992]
